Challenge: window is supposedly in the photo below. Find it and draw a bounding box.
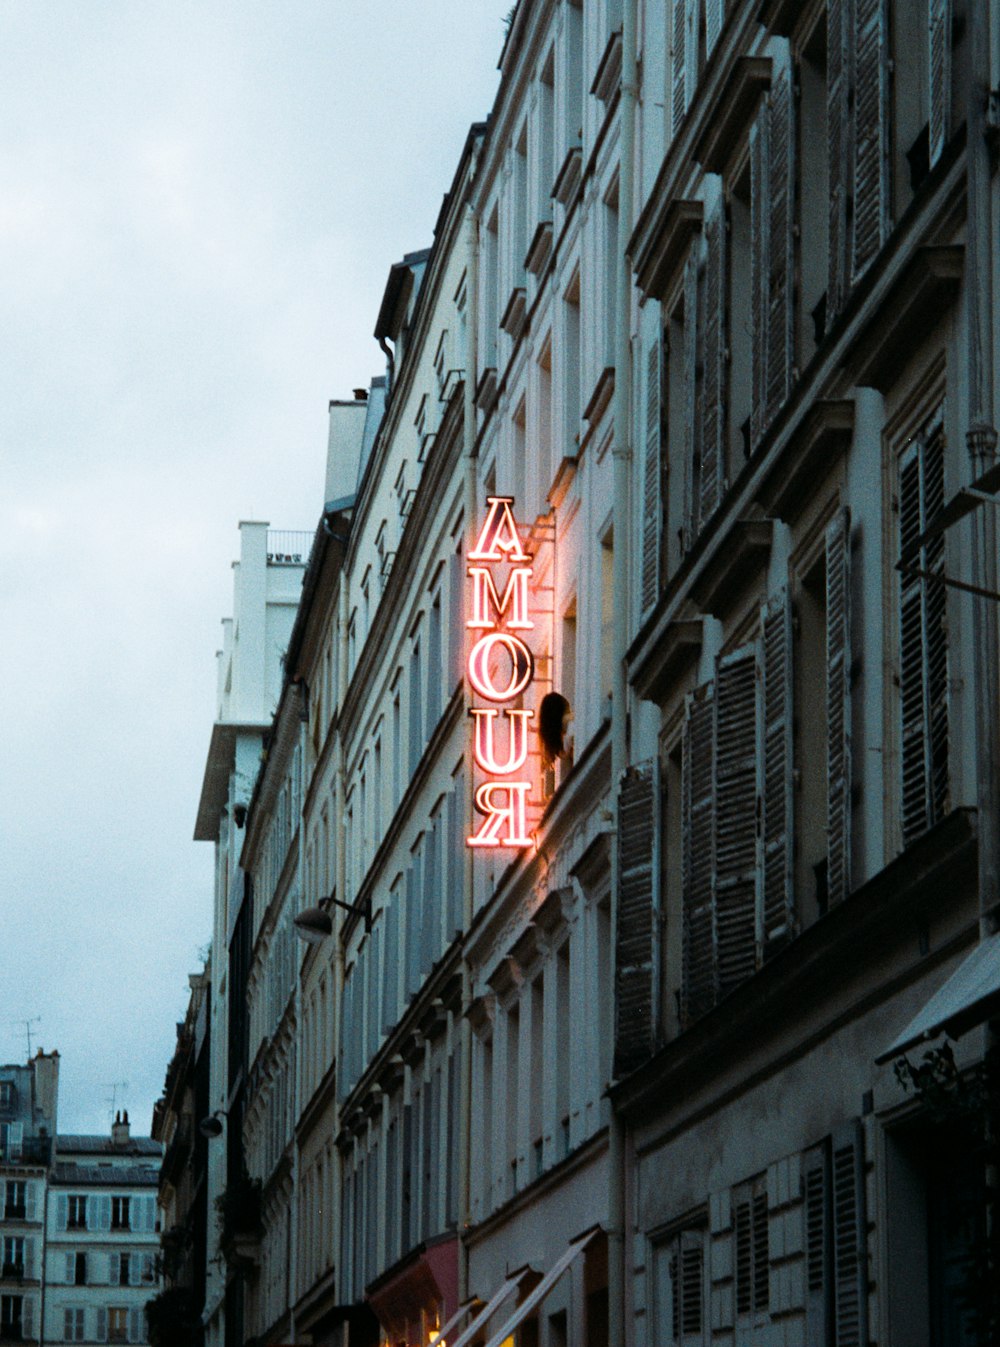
[0,1082,14,1111]
[3,1181,25,1220]
[652,1228,705,1346]
[898,404,949,846]
[110,1196,130,1231]
[1,1237,24,1278]
[108,1306,128,1342]
[0,1122,22,1162]
[64,1307,86,1342]
[0,1295,25,1339]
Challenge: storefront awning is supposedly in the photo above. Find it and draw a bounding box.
[438,1267,535,1347]
[875,932,1000,1062]
[480,1226,602,1347]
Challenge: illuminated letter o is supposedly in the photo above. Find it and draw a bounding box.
[468,632,534,702]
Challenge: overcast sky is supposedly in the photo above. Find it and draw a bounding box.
[0,2,504,1135]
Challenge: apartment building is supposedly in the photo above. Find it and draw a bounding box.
[0,1052,58,1346]
[44,1117,161,1346]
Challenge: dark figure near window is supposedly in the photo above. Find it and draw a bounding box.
[539,692,572,768]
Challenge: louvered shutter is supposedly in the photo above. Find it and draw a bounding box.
[804,1141,832,1346]
[671,0,687,135]
[735,1197,752,1315]
[899,413,948,845]
[713,647,760,999]
[96,1306,108,1343]
[382,896,398,1035]
[447,778,464,939]
[57,1193,68,1231]
[641,335,664,613]
[832,1121,868,1347]
[928,0,952,167]
[851,0,890,283]
[684,0,699,109]
[8,1122,22,1159]
[99,1195,111,1231]
[682,687,716,1023]
[405,862,420,1000]
[129,1305,142,1342]
[0,1180,5,1215]
[109,1252,120,1286]
[765,47,795,429]
[65,1251,75,1284]
[678,1230,704,1344]
[705,0,724,57]
[614,760,659,1077]
[65,1308,74,1341]
[23,1180,35,1222]
[700,204,726,530]
[130,1252,141,1286]
[826,508,853,905]
[761,588,794,949]
[683,252,700,550]
[827,0,851,322]
[749,110,769,449]
[21,1296,32,1340]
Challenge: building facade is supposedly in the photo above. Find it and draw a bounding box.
[44,1117,161,1346]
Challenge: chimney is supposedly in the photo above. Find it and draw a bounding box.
[112,1110,131,1146]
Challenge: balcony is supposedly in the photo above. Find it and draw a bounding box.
[266,530,313,565]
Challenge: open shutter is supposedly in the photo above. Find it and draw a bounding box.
[705,0,725,57]
[928,0,952,167]
[8,1122,22,1160]
[765,46,795,429]
[130,1252,141,1286]
[23,1238,34,1279]
[682,252,700,550]
[832,1121,868,1347]
[65,1251,75,1284]
[671,0,688,135]
[713,647,760,999]
[129,1306,142,1342]
[614,760,659,1077]
[99,1195,111,1231]
[827,0,851,322]
[382,896,398,1035]
[851,0,890,283]
[682,687,717,1023]
[826,508,853,905]
[96,1306,108,1343]
[804,1140,832,1346]
[923,418,949,829]
[21,1296,33,1340]
[109,1252,120,1286]
[143,1252,156,1283]
[641,335,664,614]
[23,1180,35,1222]
[57,1193,68,1232]
[761,588,794,948]
[65,1308,74,1341]
[749,109,769,449]
[700,203,726,530]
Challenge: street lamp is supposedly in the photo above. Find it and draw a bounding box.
[198,1110,228,1139]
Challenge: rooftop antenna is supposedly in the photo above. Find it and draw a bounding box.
[102,1081,129,1126]
[11,1016,41,1060]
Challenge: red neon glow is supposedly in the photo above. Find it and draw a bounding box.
[466,565,534,631]
[470,708,533,774]
[468,632,534,702]
[467,781,532,847]
[468,496,531,563]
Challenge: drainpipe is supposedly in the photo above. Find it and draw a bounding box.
[289,680,309,1342]
[609,2,638,1345]
[379,337,396,404]
[459,185,480,1308]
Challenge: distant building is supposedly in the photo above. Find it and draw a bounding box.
[44,1114,161,1345]
[0,1051,58,1346]
[151,966,211,1347]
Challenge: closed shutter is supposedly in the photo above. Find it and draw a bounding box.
[130,1252,141,1286]
[827,0,851,321]
[826,508,853,905]
[713,647,759,999]
[682,252,700,551]
[761,588,794,949]
[851,0,890,283]
[667,1229,705,1345]
[700,203,726,530]
[382,896,399,1035]
[65,1308,74,1341]
[705,0,725,57]
[928,0,952,167]
[749,109,769,449]
[57,1194,68,1231]
[98,1195,112,1231]
[832,1121,868,1347]
[614,760,659,1077]
[682,686,717,1023]
[641,335,664,614]
[405,861,420,1000]
[899,411,949,844]
[805,1141,832,1346]
[129,1306,142,1343]
[96,1306,108,1343]
[671,0,688,135]
[765,47,796,429]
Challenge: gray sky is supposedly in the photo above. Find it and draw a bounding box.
[0,2,503,1135]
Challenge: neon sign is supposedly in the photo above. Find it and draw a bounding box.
[466,496,534,848]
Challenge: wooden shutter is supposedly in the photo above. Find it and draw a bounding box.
[899,411,948,845]
[21,1297,32,1340]
[65,1308,74,1341]
[668,1229,704,1345]
[928,0,952,167]
[130,1251,141,1286]
[705,0,725,57]
[129,1306,142,1343]
[23,1180,35,1222]
[641,335,664,614]
[683,687,717,1023]
[713,647,760,999]
[683,252,700,550]
[827,0,851,321]
[57,1193,68,1231]
[832,1121,868,1347]
[761,588,794,948]
[826,508,853,905]
[700,204,726,530]
[96,1306,108,1343]
[749,109,769,449]
[765,48,796,429]
[804,1141,832,1346]
[382,896,399,1035]
[851,0,890,283]
[99,1195,112,1231]
[22,1238,33,1279]
[109,1252,120,1286]
[8,1122,22,1160]
[615,760,659,1077]
[65,1251,75,1284]
[671,0,687,135]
